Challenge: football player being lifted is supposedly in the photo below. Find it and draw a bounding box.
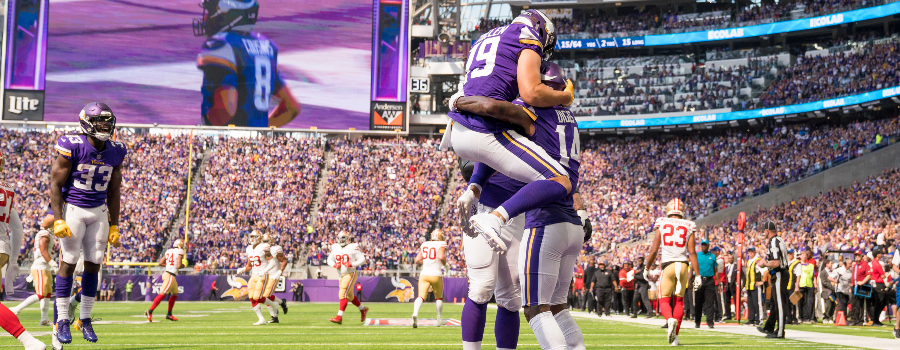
[442,9,575,255]
[0,152,46,350]
[327,231,369,325]
[195,0,301,127]
[236,231,278,325]
[644,199,701,346]
[145,239,186,322]
[10,215,57,326]
[412,229,448,328]
[50,102,127,345]
[260,233,289,323]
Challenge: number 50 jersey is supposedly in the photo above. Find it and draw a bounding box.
[653,217,697,264]
[55,135,128,208]
[198,31,285,127]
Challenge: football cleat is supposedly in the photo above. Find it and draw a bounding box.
[670,335,679,346]
[166,315,178,321]
[330,315,342,324]
[412,316,417,329]
[893,328,900,339]
[40,320,52,326]
[144,311,153,323]
[437,315,443,327]
[360,306,369,322]
[79,318,97,343]
[253,320,267,326]
[456,187,478,231]
[280,298,288,314]
[51,324,64,350]
[469,213,508,254]
[268,316,279,324]
[56,320,72,344]
[666,318,678,345]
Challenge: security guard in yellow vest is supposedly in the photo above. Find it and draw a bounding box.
[798,251,816,323]
[785,249,801,325]
[745,247,764,325]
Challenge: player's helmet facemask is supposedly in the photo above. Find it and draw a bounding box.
[193,0,259,37]
[513,9,556,60]
[79,102,116,141]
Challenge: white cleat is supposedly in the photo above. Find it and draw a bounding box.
[671,335,679,346]
[51,326,63,350]
[469,213,508,254]
[666,318,678,344]
[253,320,267,326]
[412,316,417,329]
[437,316,443,327]
[456,188,478,233]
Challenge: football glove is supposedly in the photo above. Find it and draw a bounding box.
[53,220,72,238]
[343,260,353,268]
[563,79,575,107]
[108,225,121,247]
[333,263,341,269]
[582,218,593,243]
[270,270,282,281]
[236,267,246,275]
[49,260,59,269]
[692,276,702,291]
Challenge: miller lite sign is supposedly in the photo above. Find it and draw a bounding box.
[370,101,406,131]
[3,90,45,121]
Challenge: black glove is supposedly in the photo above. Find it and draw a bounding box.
[583,218,593,243]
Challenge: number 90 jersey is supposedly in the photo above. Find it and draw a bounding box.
[418,241,447,276]
[198,31,285,127]
[55,135,128,208]
[653,217,697,263]
[329,243,365,277]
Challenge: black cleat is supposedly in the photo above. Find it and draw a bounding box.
[893,328,900,339]
[280,298,288,315]
[757,326,768,334]
[765,333,780,338]
[268,316,279,324]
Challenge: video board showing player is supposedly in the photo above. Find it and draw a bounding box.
[44,0,372,129]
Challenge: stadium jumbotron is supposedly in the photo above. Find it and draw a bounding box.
[0,0,899,349]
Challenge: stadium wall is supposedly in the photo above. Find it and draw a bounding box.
[695,139,900,227]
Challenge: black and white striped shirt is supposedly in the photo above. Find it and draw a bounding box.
[766,236,789,271]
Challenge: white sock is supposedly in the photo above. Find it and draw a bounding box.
[435,299,443,320]
[56,297,70,322]
[12,295,40,313]
[16,331,44,350]
[554,310,586,350]
[270,296,282,304]
[462,341,483,350]
[528,311,567,350]
[40,298,51,322]
[358,304,366,311]
[252,304,265,322]
[412,297,424,317]
[263,298,278,317]
[337,309,344,316]
[80,296,95,319]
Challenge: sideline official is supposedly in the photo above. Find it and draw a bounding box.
[694,240,717,328]
[757,221,790,338]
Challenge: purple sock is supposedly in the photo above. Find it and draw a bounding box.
[53,301,58,325]
[55,274,73,299]
[499,180,567,219]
[75,291,83,303]
[80,272,98,298]
[462,298,488,343]
[469,162,495,189]
[495,307,521,349]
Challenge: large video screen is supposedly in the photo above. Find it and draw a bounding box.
[44,0,373,129]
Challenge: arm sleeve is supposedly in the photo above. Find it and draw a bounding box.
[326,249,336,266]
[261,257,277,274]
[350,250,367,268]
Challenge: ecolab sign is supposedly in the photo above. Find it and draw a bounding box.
[810,14,844,28]
[707,28,744,40]
[823,98,846,108]
[620,119,646,127]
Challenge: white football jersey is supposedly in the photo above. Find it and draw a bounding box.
[653,217,697,263]
[268,245,284,276]
[164,248,185,274]
[328,243,365,276]
[247,243,271,274]
[418,240,447,276]
[0,180,16,254]
[31,230,52,270]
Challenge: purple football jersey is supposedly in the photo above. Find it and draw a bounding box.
[55,135,128,208]
[448,23,543,134]
[511,100,582,228]
[479,173,524,209]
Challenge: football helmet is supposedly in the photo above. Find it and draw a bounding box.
[261,233,273,244]
[665,199,686,218]
[431,229,445,242]
[249,230,261,245]
[512,9,555,58]
[193,0,259,37]
[540,61,568,92]
[336,231,351,247]
[78,102,116,141]
[173,239,185,250]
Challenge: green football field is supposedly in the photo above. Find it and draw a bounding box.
[0,301,870,349]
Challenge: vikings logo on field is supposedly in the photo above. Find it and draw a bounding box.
[221,275,250,300]
[385,277,413,303]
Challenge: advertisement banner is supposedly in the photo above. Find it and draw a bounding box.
[3,0,49,121]
[3,89,45,121]
[556,2,900,49]
[577,84,900,129]
[370,101,407,131]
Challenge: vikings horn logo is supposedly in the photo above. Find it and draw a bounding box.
[221,275,249,301]
[386,276,414,303]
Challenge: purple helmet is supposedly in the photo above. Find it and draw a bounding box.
[79,102,116,141]
[540,61,568,92]
[513,9,556,60]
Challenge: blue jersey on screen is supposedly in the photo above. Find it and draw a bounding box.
[198,31,285,127]
[448,23,543,134]
[512,99,582,228]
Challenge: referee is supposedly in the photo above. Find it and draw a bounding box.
[757,221,790,339]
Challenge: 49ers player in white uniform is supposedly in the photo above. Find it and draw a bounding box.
[412,229,448,328]
[145,240,185,322]
[236,231,278,325]
[11,216,57,326]
[644,199,701,346]
[260,234,289,323]
[327,231,369,324]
